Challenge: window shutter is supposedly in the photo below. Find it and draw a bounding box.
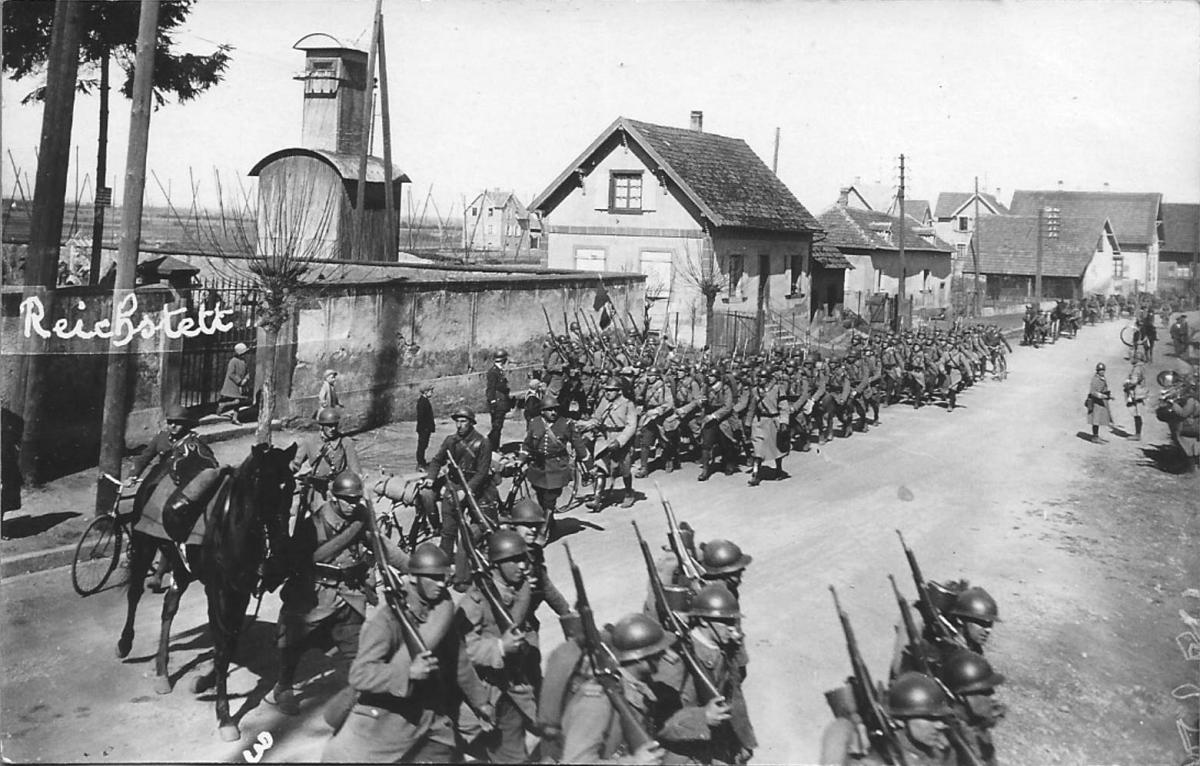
[593,172,610,211]
[642,174,658,211]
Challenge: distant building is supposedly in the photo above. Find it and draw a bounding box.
[932,190,1010,275]
[529,112,822,348]
[463,189,531,259]
[1008,190,1162,294]
[1159,202,1198,285]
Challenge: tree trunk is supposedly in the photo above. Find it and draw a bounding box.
[255,325,279,445]
[704,293,717,350]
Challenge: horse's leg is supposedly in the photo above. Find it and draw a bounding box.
[210,582,252,742]
[153,553,192,695]
[117,534,158,658]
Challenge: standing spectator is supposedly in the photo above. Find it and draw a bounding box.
[1085,362,1114,443]
[486,349,512,450]
[217,342,251,424]
[316,369,340,416]
[416,384,435,470]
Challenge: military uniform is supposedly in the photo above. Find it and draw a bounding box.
[818,717,959,765]
[322,587,465,763]
[697,378,737,479]
[582,390,639,485]
[637,374,681,475]
[293,432,361,508]
[557,652,662,763]
[523,412,587,512]
[427,426,496,586]
[486,360,513,450]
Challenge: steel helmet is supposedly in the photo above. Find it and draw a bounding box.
[609,613,672,663]
[602,376,622,390]
[884,672,954,719]
[507,498,546,526]
[684,584,742,620]
[316,407,342,426]
[948,587,1000,625]
[541,392,560,410]
[165,403,196,424]
[330,471,364,500]
[451,406,477,424]
[407,543,453,577]
[938,649,1006,696]
[699,539,752,575]
[486,529,529,563]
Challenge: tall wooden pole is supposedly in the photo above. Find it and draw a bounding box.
[18,0,83,485]
[353,0,383,261]
[1035,207,1044,308]
[772,127,780,174]
[972,176,982,317]
[894,154,907,331]
[96,0,161,515]
[88,50,111,283]
[376,15,397,261]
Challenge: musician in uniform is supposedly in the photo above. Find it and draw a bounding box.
[322,544,477,763]
[269,471,407,724]
[579,376,639,511]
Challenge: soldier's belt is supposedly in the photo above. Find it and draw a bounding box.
[357,691,425,715]
[314,562,366,586]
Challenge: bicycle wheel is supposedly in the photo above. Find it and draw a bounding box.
[72,515,123,596]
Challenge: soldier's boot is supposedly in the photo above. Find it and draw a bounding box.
[748,461,762,487]
[634,444,651,478]
[697,450,713,481]
[871,403,881,425]
[265,683,300,716]
[588,479,606,512]
[947,390,957,412]
[620,479,636,508]
[1133,416,1143,440]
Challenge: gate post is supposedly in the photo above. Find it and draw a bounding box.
[158,289,185,409]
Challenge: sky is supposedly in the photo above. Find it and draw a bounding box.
[3,0,1199,221]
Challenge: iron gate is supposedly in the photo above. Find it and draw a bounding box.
[179,278,260,413]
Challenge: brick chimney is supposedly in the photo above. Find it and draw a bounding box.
[690,110,703,132]
[293,35,369,156]
[837,187,850,206]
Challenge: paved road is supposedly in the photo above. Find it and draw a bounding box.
[2,317,1195,763]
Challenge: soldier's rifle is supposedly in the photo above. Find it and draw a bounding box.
[888,576,987,766]
[455,520,519,632]
[895,530,965,647]
[542,305,570,359]
[361,498,430,659]
[831,586,909,766]
[445,452,498,536]
[564,543,658,753]
[655,482,705,582]
[632,521,724,703]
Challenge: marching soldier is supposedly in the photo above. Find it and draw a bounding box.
[523,392,588,516]
[322,544,481,763]
[746,369,788,486]
[673,363,705,464]
[579,376,640,511]
[426,407,498,590]
[636,367,681,477]
[504,499,575,633]
[292,407,362,511]
[938,650,1007,766]
[456,529,540,763]
[269,471,407,725]
[654,584,757,765]
[696,368,737,481]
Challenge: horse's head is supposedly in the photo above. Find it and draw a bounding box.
[238,442,298,542]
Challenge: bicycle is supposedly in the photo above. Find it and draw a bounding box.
[71,473,139,597]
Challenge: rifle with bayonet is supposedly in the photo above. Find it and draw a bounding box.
[656,483,705,582]
[362,498,430,657]
[888,577,986,766]
[564,543,658,753]
[831,586,909,766]
[895,530,966,647]
[632,521,723,702]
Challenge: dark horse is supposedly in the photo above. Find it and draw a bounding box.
[116,441,297,741]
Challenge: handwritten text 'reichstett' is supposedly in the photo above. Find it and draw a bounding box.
[19,294,236,346]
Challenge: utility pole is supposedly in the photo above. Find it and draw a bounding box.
[972,176,982,317]
[894,154,907,331]
[377,12,397,261]
[88,51,111,283]
[353,0,384,261]
[19,0,84,485]
[1034,207,1043,307]
[95,0,161,515]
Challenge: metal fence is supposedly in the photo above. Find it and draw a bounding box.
[179,277,260,412]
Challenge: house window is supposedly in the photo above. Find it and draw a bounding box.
[1113,256,1125,279]
[728,254,745,300]
[470,207,478,217]
[640,251,673,300]
[530,234,540,250]
[956,243,966,261]
[789,253,805,296]
[575,247,607,272]
[957,216,970,232]
[609,172,643,212]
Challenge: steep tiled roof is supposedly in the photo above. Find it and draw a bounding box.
[817,204,954,255]
[846,182,896,213]
[963,214,1114,277]
[811,241,853,269]
[1161,202,1199,256]
[933,192,1008,219]
[903,199,931,224]
[1009,190,1161,247]
[530,117,821,234]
